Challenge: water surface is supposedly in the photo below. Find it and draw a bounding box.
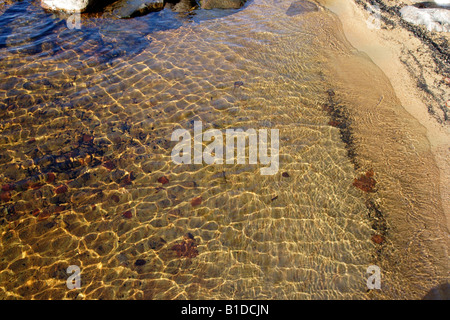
[0,0,447,299]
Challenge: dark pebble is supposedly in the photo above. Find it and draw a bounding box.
[134,259,146,266]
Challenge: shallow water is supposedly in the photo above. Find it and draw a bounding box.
[0,0,447,299]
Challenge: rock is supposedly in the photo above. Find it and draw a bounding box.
[171,0,196,12]
[400,5,450,32]
[134,259,146,266]
[122,210,132,218]
[104,0,164,18]
[102,160,116,171]
[170,235,199,258]
[0,191,11,202]
[55,184,69,194]
[234,81,244,88]
[157,176,169,184]
[371,234,385,245]
[286,0,319,16]
[191,196,202,207]
[353,169,376,193]
[200,0,244,10]
[46,172,56,183]
[41,0,91,13]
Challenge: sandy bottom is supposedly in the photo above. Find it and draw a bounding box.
[0,0,448,300]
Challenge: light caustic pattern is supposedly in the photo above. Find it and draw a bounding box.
[0,0,447,299]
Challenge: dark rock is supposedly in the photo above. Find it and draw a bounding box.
[157,176,169,184]
[55,184,69,194]
[169,0,196,12]
[41,0,116,13]
[122,210,132,218]
[422,283,450,300]
[371,234,384,244]
[286,0,319,16]
[134,259,146,266]
[170,235,199,258]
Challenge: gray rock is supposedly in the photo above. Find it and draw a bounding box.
[200,0,245,10]
[286,0,318,17]
[104,0,164,18]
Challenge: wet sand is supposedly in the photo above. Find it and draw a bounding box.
[319,0,450,234]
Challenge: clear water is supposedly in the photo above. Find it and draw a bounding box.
[0,0,447,299]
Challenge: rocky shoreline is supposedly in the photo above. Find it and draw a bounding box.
[40,0,247,17]
[352,0,449,124]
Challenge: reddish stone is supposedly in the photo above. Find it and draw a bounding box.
[134,259,146,266]
[157,176,169,185]
[103,161,115,171]
[353,170,376,192]
[38,209,52,221]
[328,120,341,127]
[55,184,68,194]
[46,173,56,183]
[82,134,93,143]
[282,172,290,178]
[122,210,132,219]
[1,191,11,202]
[191,196,202,207]
[371,234,384,245]
[185,232,194,240]
[111,195,120,203]
[2,184,15,192]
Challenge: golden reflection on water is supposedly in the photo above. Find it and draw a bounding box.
[0,0,447,299]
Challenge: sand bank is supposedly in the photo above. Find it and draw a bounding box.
[319,0,450,233]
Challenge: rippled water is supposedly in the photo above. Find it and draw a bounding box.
[0,0,447,299]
